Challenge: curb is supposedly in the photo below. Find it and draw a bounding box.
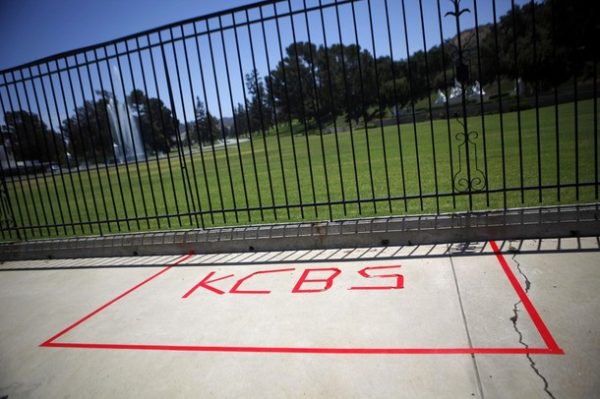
[1,204,598,261]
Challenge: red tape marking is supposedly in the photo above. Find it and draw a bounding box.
[41,243,563,355]
[181,271,234,297]
[230,268,296,294]
[42,342,559,354]
[490,240,563,354]
[41,253,193,347]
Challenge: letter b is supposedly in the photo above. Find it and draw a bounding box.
[292,268,341,293]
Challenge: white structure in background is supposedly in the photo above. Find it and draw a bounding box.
[443,79,486,105]
[448,79,463,104]
[106,66,145,164]
[468,80,486,100]
[434,89,447,106]
[210,137,249,150]
[512,77,526,96]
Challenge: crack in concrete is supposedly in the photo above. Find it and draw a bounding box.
[509,253,556,399]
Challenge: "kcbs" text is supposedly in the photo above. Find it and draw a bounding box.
[182,265,403,297]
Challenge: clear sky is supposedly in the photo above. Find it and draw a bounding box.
[0,0,255,71]
[0,0,525,123]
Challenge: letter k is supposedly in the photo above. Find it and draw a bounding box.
[182,272,234,297]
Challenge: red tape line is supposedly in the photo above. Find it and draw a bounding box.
[489,240,563,354]
[41,243,563,355]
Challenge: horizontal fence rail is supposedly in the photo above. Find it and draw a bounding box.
[0,0,598,241]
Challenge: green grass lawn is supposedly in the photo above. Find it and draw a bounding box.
[4,98,599,240]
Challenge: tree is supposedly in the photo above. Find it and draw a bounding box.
[477,0,597,89]
[61,100,113,163]
[268,42,380,129]
[4,111,66,164]
[326,44,377,126]
[268,42,318,127]
[127,89,178,153]
[193,97,220,144]
[245,69,272,134]
[232,103,249,138]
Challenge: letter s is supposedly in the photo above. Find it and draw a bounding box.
[349,265,403,290]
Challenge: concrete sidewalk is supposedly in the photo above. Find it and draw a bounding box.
[0,238,598,398]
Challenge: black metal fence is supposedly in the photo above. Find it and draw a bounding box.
[0,0,598,240]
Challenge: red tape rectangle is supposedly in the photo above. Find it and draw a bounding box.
[40,242,564,355]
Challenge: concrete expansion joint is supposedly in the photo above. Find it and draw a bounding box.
[508,249,556,399]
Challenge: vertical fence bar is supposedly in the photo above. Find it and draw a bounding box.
[451,0,474,211]
[5,79,43,238]
[37,64,79,234]
[175,28,206,228]
[301,0,333,220]
[3,75,43,237]
[0,160,20,240]
[594,59,598,201]
[181,23,223,228]
[510,0,525,204]
[103,50,140,230]
[367,0,393,213]
[550,0,560,203]
[573,76,579,201]
[114,44,151,229]
[18,72,57,235]
[287,0,319,218]
[245,9,278,221]
[273,2,305,218]
[0,86,29,238]
[417,0,440,213]
[135,38,169,229]
[350,0,377,213]
[194,24,225,224]
[178,25,209,228]
[49,60,89,233]
[334,0,362,215]
[259,5,291,219]
[55,61,94,234]
[491,0,507,209]
[232,11,266,221]
[123,40,162,229]
[436,0,457,210]
[385,0,408,212]
[63,58,104,235]
[168,28,202,226]
[95,49,133,230]
[401,0,424,211]
[28,66,69,235]
[0,158,7,240]
[202,21,236,222]
[9,71,50,237]
[472,0,490,207]
[146,37,184,227]
[184,23,222,225]
[83,53,122,232]
[529,0,542,204]
[158,31,195,228]
[205,19,238,224]
[73,55,112,234]
[317,0,346,217]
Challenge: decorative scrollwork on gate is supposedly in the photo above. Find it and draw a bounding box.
[452,117,486,193]
[445,0,487,195]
